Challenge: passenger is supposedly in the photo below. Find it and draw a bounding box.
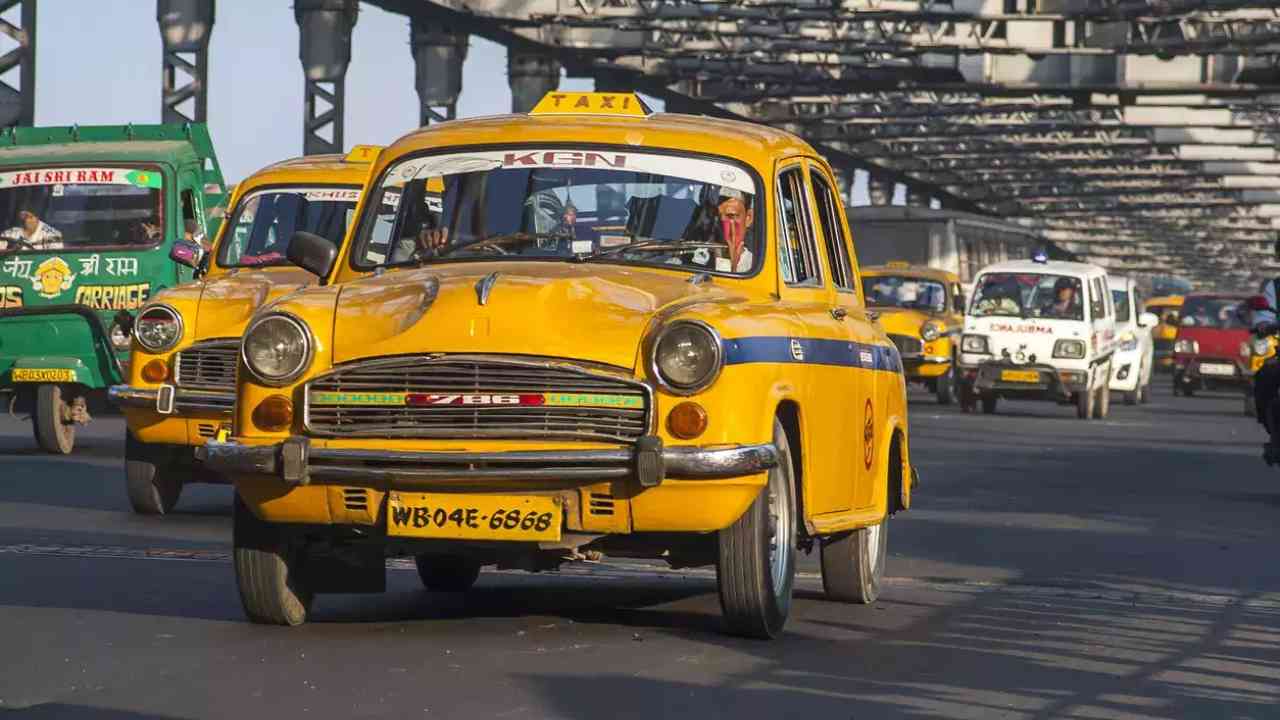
[1041,277,1080,319]
[1,209,63,251]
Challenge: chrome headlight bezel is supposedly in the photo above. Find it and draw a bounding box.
[960,334,988,354]
[920,321,942,342]
[241,312,314,387]
[649,320,724,396]
[1053,339,1086,360]
[133,303,184,353]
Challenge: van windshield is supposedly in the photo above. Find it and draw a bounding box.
[970,272,1084,321]
[0,166,164,253]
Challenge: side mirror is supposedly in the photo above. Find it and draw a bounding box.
[169,239,204,269]
[1247,295,1271,312]
[1138,312,1158,329]
[287,230,337,279]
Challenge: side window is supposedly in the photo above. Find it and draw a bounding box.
[180,189,204,247]
[776,167,821,286]
[809,171,854,291]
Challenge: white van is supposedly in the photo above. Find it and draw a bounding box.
[1108,276,1158,405]
[957,257,1118,419]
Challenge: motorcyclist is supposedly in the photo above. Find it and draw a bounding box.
[1251,237,1280,441]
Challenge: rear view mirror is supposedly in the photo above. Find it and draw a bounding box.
[287,231,337,279]
[1247,295,1271,312]
[1138,312,1158,329]
[169,239,204,269]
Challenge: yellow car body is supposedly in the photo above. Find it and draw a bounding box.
[1146,295,1184,370]
[202,92,915,636]
[862,264,964,404]
[109,147,382,514]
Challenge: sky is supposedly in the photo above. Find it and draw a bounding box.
[26,0,873,201]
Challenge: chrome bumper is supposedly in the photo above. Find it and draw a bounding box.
[196,435,779,489]
[108,384,234,415]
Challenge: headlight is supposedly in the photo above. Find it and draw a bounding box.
[1120,333,1138,352]
[1053,339,1086,359]
[651,321,723,394]
[920,321,942,342]
[242,313,313,386]
[1253,338,1271,356]
[1174,338,1198,354]
[961,334,988,354]
[134,304,183,353]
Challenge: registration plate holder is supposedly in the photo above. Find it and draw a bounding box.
[1000,369,1041,383]
[1199,363,1236,377]
[11,368,76,383]
[386,491,562,542]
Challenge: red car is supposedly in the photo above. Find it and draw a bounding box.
[1172,293,1250,396]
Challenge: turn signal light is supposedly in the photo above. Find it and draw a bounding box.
[252,395,294,432]
[667,401,708,440]
[141,359,169,383]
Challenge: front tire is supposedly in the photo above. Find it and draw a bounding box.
[125,433,184,515]
[233,493,313,626]
[935,366,955,405]
[32,384,75,454]
[716,419,796,639]
[414,554,481,592]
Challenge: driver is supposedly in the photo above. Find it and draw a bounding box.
[1041,277,1079,319]
[1,209,63,251]
[691,187,754,273]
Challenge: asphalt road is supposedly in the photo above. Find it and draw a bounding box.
[2,382,1278,719]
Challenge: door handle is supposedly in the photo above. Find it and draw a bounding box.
[831,307,848,320]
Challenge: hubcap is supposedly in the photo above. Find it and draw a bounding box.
[766,468,792,592]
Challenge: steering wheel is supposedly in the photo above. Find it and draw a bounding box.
[1,236,35,251]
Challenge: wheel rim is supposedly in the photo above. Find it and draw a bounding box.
[766,469,792,593]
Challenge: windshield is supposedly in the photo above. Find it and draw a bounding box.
[970,272,1085,321]
[863,276,946,312]
[218,186,361,267]
[352,148,760,275]
[0,166,163,253]
[1112,289,1131,323]
[1179,297,1246,330]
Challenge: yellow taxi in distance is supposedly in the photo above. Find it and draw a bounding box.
[1146,295,1183,371]
[109,146,382,515]
[862,263,965,404]
[200,92,916,639]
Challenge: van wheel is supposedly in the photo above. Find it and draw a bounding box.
[1093,385,1110,419]
[32,384,75,454]
[980,392,998,414]
[1123,389,1138,406]
[935,367,955,405]
[233,493,313,626]
[1076,389,1095,420]
[125,433,184,515]
[414,554,481,592]
[716,419,796,639]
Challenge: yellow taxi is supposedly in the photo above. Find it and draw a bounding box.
[200,92,916,638]
[109,146,382,515]
[862,263,965,404]
[1146,295,1183,371]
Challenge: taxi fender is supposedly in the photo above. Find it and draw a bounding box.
[879,412,911,512]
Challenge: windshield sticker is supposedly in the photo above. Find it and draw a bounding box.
[0,168,162,189]
[389,149,756,194]
[31,257,75,299]
[0,286,20,307]
[242,187,361,205]
[75,283,150,310]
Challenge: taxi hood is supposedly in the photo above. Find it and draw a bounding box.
[872,307,936,336]
[191,268,317,339]
[329,262,742,369]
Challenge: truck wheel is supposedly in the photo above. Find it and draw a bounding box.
[980,392,998,414]
[1076,389,1094,420]
[233,493,313,626]
[125,433,184,515]
[716,419,796,639]
[1093,385,1110,419]
[414,554,481,592]
[935,367,955,405]
[32,384,75,454]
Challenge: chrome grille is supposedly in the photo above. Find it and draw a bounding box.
[304,355,651,443]
[174,339,239,390]
[888,334,923,357]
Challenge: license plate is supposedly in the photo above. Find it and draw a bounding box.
[386,492,562,542]
[1200,363,1236,377]
[1000,369,1040,383]
[10,368,75,383]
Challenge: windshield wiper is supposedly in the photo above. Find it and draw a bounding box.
[422,232,566,262]
[576,239,721,263]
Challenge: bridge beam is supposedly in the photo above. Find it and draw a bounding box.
[0,0,35,127]
[410,19,466,126]
[295,0,357,155]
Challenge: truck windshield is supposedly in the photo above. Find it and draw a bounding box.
[863,275,946,312]
[352,148,760,276]
[971,272,1084,321]
[218,186,361,267]
[0,166,163,253]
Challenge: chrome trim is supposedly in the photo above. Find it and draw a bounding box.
[475,271,499,305]
[241,311,314,387]
[108,385,234,414]
[133,303,184,353]
[648,319,724,396]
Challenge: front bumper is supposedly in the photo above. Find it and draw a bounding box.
[1173,358,1248,387]
[965,360,1087,399]
[108,384,235,415]
[196,435,780,490]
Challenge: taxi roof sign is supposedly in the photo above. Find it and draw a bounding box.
[344,145,382,163]
[529,92,652,118]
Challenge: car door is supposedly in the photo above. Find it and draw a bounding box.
[806,160,878,510]
[773,159,850,516]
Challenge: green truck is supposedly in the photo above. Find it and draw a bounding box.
[0,123,227,453]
